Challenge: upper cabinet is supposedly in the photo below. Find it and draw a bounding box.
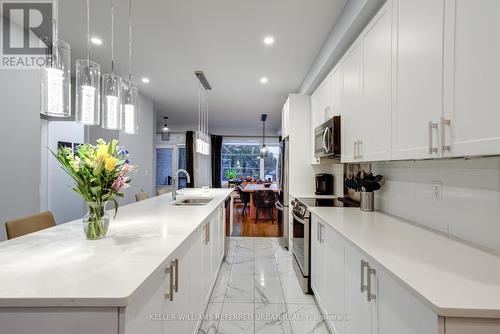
[310,0,500,163]
[341,1,392,163]
[392,0,445,160]
[443,0,500,157]
[341,43,363,163]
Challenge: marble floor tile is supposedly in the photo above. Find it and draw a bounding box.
[199,302,223,334]
[280,276,315,304]
[225,275,255,303]
[218,303,255,334]
[255,303,292,334]
[231,260,255,276]
[287,304,329,334]
[217,320,255,334]
[255,257,279,276]
[276,258,296,277]
[210,271,230,303]
[255,275,284,304]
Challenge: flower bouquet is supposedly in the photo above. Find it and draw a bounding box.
[52,139,136,240]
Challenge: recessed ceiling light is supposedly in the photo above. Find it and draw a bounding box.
[141,77,150,83]
[90,37,102,45]
[260,77,268,84]
[263,36,274,45]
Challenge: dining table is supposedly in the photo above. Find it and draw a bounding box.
[240,183,280,220]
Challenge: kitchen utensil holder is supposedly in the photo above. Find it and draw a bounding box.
[360,191,374,212]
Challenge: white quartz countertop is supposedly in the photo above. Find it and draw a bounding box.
[309,207,500,318]
[0,188,232,308]
[290,192,337,200]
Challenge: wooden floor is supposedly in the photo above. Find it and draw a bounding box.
[231,203,281,237]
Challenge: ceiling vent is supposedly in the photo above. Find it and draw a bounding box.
[195,71,212,90]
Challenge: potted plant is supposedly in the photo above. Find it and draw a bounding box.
[224,168,237,181]
[52,139,136,240]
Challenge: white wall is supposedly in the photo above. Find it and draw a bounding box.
[312,162,344,197]
[46,121,85,224]
[0,70,41,241]
[373,157,500,253]
[118,93,155,204]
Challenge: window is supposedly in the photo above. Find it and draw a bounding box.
[155,145,187,189]
[221,138,279,183]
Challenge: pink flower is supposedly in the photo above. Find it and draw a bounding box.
[112,175,129,192]
[121,163,135,174]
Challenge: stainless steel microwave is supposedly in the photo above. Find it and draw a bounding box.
[314,116,341,158]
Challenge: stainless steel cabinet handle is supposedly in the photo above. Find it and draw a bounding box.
[319,223,324,243]
[358,140,363,160]
[441,117,451,152]
[428,121,438,154]
[316,222,320,242]
[172,259,179,292]
[203,224,208,245]
[360,260,369,293]
[207,222,210,243]
[367,266,376,302]
[354,141,357,159]
[165,263,174,301]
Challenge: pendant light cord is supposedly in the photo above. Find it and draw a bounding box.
[128,0,132,83]
[111,0,115,73]
[86,0,91,64]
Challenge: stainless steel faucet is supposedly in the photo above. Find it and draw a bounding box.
[172,169,191,200]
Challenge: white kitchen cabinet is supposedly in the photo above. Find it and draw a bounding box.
[311,215,345,334]
[360,1,392,162]
[330,67,341,118]
[344,242,373,334]
[442,0,500,157]
[376,265,439,334]
[281,99,290,138]
[310,84,322,164]
[391,0,445,160]
[340,42,363,163]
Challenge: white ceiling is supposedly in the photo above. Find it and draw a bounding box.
[58,0,347,135]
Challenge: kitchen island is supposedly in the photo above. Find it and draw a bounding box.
[0,188,233,334]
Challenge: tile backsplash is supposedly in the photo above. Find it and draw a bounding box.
[372,157,500,253]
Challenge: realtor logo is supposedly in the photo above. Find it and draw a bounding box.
[1,1,53,68]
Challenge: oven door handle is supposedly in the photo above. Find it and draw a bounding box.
[292,212,309,224]
[275,201,284,211]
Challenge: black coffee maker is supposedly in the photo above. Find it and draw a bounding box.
[315,173,334,195]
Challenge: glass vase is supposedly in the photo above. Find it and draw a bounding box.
[83,202,110,240]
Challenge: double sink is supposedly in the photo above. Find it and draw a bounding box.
[171,197,214,206]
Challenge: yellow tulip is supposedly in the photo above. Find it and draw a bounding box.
[96,144,108,159]
[105,157,117,172]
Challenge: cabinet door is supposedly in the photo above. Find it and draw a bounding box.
[310,216,323,302]
[376,264,439,334]
[163,241,191,334]
[322,223,345,334]
[443,0,500,157]
[330,67,341,117]
[392,0,444,160]
[360,2,392,162]
[311,88,321,164]
[344,244,371,334]
[201,220,212,305]
[341,43,363,163]
[188,226,204,331]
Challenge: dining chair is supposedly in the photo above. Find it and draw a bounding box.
[156,188,168,196]
[252,190,277,223]
[237,185,251,216]
[5,211,56,240]
[135,192,150,202]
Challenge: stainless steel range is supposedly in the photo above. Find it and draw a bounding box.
[291,197,355,294]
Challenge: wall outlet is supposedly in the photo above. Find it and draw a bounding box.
[432,181,443,201]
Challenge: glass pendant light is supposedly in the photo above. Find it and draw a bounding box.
[260,114,269,158]
[40,2,71,118]
[161,117,171,141]
[123,0,139,134]
[101,0,122,130]
[76,0,101,125]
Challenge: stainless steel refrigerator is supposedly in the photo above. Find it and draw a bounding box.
[276,137,289,250]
